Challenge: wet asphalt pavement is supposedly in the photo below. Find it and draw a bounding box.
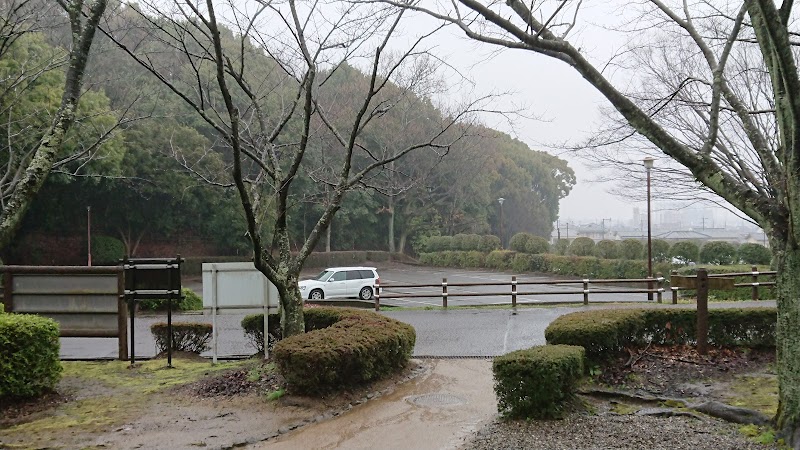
[58,264,776,360]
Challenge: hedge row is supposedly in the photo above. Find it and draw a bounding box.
[545,307,776,361]
[493,345,585,419]
[418,234,500,253]
[0,314,62,398]
[419,250,672,279]
[138,288,203,311]
[182,251,397,276]
[273,308,415,395]
[672,264,774,301]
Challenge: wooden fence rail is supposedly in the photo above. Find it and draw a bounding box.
[373,274,667,311]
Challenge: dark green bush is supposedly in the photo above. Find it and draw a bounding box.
[241,313,282,353]
[273,308,415,395]
[594,240,618,259]
[652,239,670,262]
[545,307,776,362]
[737,243,772,265]
[0,314,62,398]
[568,237,595,256]
[138,288,202,311]
[485,250,515,270]
[150,322,213,354]
[509,233,533,252]
[493,345,585,419]
[91,235,125,265]
[479,235,501,252]
[700,241,738,265]
[670,241,699,264]
[619,239,644,260]
[552,239,570,255]
[526,236,550,254]
[464,234,483,251]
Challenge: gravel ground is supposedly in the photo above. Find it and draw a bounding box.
[463,415,779,450]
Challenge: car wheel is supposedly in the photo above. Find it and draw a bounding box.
[359,286,373,300]
[309,289,324,300]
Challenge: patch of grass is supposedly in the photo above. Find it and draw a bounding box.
[728,374,778,416]
[0,358,249,449]
[609,401,639,415]
[247,362,276,382]
[265,388,285,401]
[739,424,780,445]
[61,359,245,394]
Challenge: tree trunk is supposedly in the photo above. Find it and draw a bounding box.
[775,244,800,447]
[0,0,108,251]
[277,274,305,338]
[398,229,408,255]
[326,222,331,252]
[388,195,395,253]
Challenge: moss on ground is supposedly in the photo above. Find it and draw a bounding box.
[0,358,247,449]
[728,374,778,417]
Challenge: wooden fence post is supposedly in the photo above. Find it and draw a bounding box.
[671,270,679,304]
[697,268,709,355]
[511,275,517,308]
[442,277,448,308]
[751,265,759,301]
[374,278,380,311]
[583,278,589,305]
[656,272,663,303]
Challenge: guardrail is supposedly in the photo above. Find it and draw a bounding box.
[669,265,776,303]
[373,274,667,311]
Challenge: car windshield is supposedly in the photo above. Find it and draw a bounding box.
[313,270,333,281]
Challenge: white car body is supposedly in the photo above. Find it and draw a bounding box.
[298,266,380,301]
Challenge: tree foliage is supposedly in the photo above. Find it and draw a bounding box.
[699,241,738,265]
[738,243,772,266]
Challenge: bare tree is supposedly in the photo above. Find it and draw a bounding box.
[382,0,800,444]
[105,1,489,336]
[0,0,110,250]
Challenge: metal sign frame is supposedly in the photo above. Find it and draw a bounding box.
[123,256,182,367]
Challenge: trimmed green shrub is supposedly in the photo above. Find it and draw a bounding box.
[464,234,482,251]
[545,307,776,362]
[479,235,501,252]
[509,233,533,252]
[241,313,282,353]
[452,234,469,251]
[569,237,595,256]
[652,239,670,262]
[274,308,415,395]
[552,239,570,255]
[150,322,213,354]
[619,239,644,260]
[737,243,772,265]
[493,345,585,419]
[0,314,62,398]
[700,241,738,265]
[138,288,202,311]
[91,235,125,265]
[670,241,699,264]
[526,236,550,254]
[485,250,515,270]
[594,240,618,259]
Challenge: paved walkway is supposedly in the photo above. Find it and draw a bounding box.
[253,359,497,450]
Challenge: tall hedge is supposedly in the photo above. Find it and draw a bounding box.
[0,314,63,398]
[568,237,595,256]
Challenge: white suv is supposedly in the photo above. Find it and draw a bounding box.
[298,267,380,301]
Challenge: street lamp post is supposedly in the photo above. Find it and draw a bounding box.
[643,157,655,301]
[498,197,505,249]
[87,206,92,266]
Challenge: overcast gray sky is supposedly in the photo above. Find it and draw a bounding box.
[397,4,759,229]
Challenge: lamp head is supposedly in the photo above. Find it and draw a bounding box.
[643,156,655,170]
[498,197,505,205]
